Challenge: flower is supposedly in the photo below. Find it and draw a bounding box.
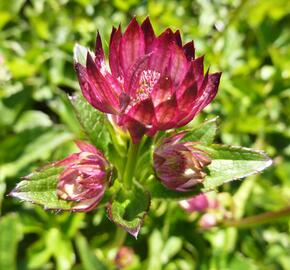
[74,17,221,143]
[153,132,211,192]
[179,193,219,212]
[179,193,209,212]
[56,141,112,212]
[198,213,217,229]
[114,246,135,269]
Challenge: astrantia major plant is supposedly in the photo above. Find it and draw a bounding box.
[11,17,272,238]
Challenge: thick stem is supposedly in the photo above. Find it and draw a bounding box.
[222,206,290,229]
[123,140,140,189]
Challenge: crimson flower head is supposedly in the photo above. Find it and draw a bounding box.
[74,17,221,143]
[56,141,112,212]
[153,132,211,192]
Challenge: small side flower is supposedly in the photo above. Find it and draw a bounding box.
[153,132,211,192]
[56,140,113,212]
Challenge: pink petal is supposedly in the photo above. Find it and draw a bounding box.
[95,31,104,67]
[168,43,189,86]
[154,93,180,130]
[192,56,204,88]
[148,29,175,75]
[195,72,221,114]
[177,82,198,113]
[183,41,195,61]
[120,18,145,73]
[86,53,119,113]
[123,54,150,96]
[72,190,105,212]
[75,140,99,155]
[151,76,173,107]
[109,26,123,78]
[119,92,130,112]
[126,98,155,125]
[75,63,115,113]
[121,98,156,143]
[174,30,182,47]
[141,17,156,52]
[56,153,79,166]
[177,72,221,127]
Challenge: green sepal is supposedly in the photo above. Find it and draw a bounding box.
[107,182,151,238]
[180,117,219,145]
[10,165,74,210]
[70,94,111,155]
[146,175,202,200]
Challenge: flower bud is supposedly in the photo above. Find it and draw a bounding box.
[198,213,217,229]
[56,141,112,211]
[179,193,209,212]
[115,246,134,269]
[153,133,211,192]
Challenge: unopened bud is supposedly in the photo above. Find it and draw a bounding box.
[153,132,211,192]
[56,141,112,212]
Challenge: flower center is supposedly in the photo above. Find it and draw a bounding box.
[125,70,160,112]
[136,70,160,100]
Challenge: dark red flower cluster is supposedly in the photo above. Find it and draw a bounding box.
[75,17,221,143]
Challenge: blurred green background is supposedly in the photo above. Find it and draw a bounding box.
[0,0,290,269]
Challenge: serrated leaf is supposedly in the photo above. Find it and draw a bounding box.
[10,166,74,210]
[200,144,272,190]
[107,183,150,238]
[181,117,219,145]
[70,94,111,155]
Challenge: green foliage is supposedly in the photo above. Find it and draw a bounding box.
[10,166,74,210]
[70,94,111,155]
[181,117,219,145]
[0,214,23,270]
[108,183,151,238]
[201,144,272,190]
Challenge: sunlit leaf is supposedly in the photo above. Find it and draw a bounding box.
[10,166,74,210]
[107,183,150,238]
[70,94,111,155]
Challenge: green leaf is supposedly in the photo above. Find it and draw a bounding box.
[0,214,23,270]
[75,233,109,270]
[70,94,111,155]
[181,117,219,145]
[46,228,75,270]
[200,144,272,190]
[107,183,150,238]
[1,126,73,179]
[10,166,74,210]
[13,110,52,132]
[146,176,202,200]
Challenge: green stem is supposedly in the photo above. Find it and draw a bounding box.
[123,140,140,189]
[114,227,127,247]
[222,206,290,229]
